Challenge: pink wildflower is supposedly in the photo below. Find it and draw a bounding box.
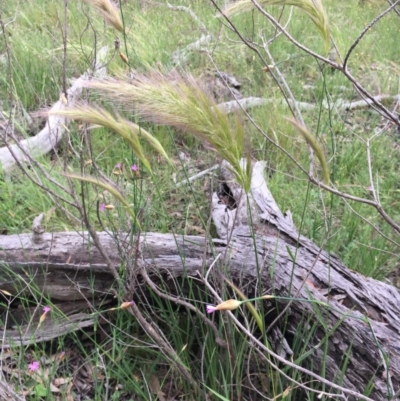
[28,361,40,372]
[206,305,217,314]
[38,306,51,327]
[115,163,122,169]
[99,203,106,212]
[131,164,139,172]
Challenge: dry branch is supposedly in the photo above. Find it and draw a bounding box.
[0,46,109,173]
[172,34,213,65]
[0,372,25,401]
[218,94,400,114]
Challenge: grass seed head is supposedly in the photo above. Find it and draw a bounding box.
[87,71,252,191]
[84,0,124,32]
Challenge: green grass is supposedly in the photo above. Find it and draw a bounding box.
[1,0,400,399]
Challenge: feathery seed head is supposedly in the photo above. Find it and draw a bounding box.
[84,0,123,32]
[87,71,252,191]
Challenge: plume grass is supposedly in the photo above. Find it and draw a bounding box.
[287,118,329,184]
[223,0,330,50]
[87,72,252,191]
[51,104,171,173]
[84,0,123,32]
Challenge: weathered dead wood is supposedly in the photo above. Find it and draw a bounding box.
[0,162,400,399]
[2,313,95,349]
[0,231,215,300]
[218,94,400,114]
[0,372,25,401]
[212,161,400,400]
[0,47,108,173]
[172,34,212,65]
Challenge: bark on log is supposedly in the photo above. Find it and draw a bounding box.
[0,161,400,400]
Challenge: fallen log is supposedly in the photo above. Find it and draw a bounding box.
[0,47,109,173]
[0,161,399,400]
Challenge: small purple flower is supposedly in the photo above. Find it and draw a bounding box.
[99,203,106,212]
[29,361,40,372]
[206,305,217,314]
[131,164,139,172]
[115,163,122,169]
[43,306,51,314]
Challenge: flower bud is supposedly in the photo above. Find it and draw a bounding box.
[216,299,241,311]
[207,299,242,313]
[120,301,134,309]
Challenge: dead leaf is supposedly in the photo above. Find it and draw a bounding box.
[53,377,72,386]
[149,374,166,400]
[50,383,61,393]
[66,381,74,401]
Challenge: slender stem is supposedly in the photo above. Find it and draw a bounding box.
[62,0,69,96]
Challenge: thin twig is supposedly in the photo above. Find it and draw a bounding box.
[387,0,400,17]
[260,42,315,178]
[343,0,400,69]
[176,164,219,187]
[140,265,228,347]
[245,0,400,125]
[217,94,400,114]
